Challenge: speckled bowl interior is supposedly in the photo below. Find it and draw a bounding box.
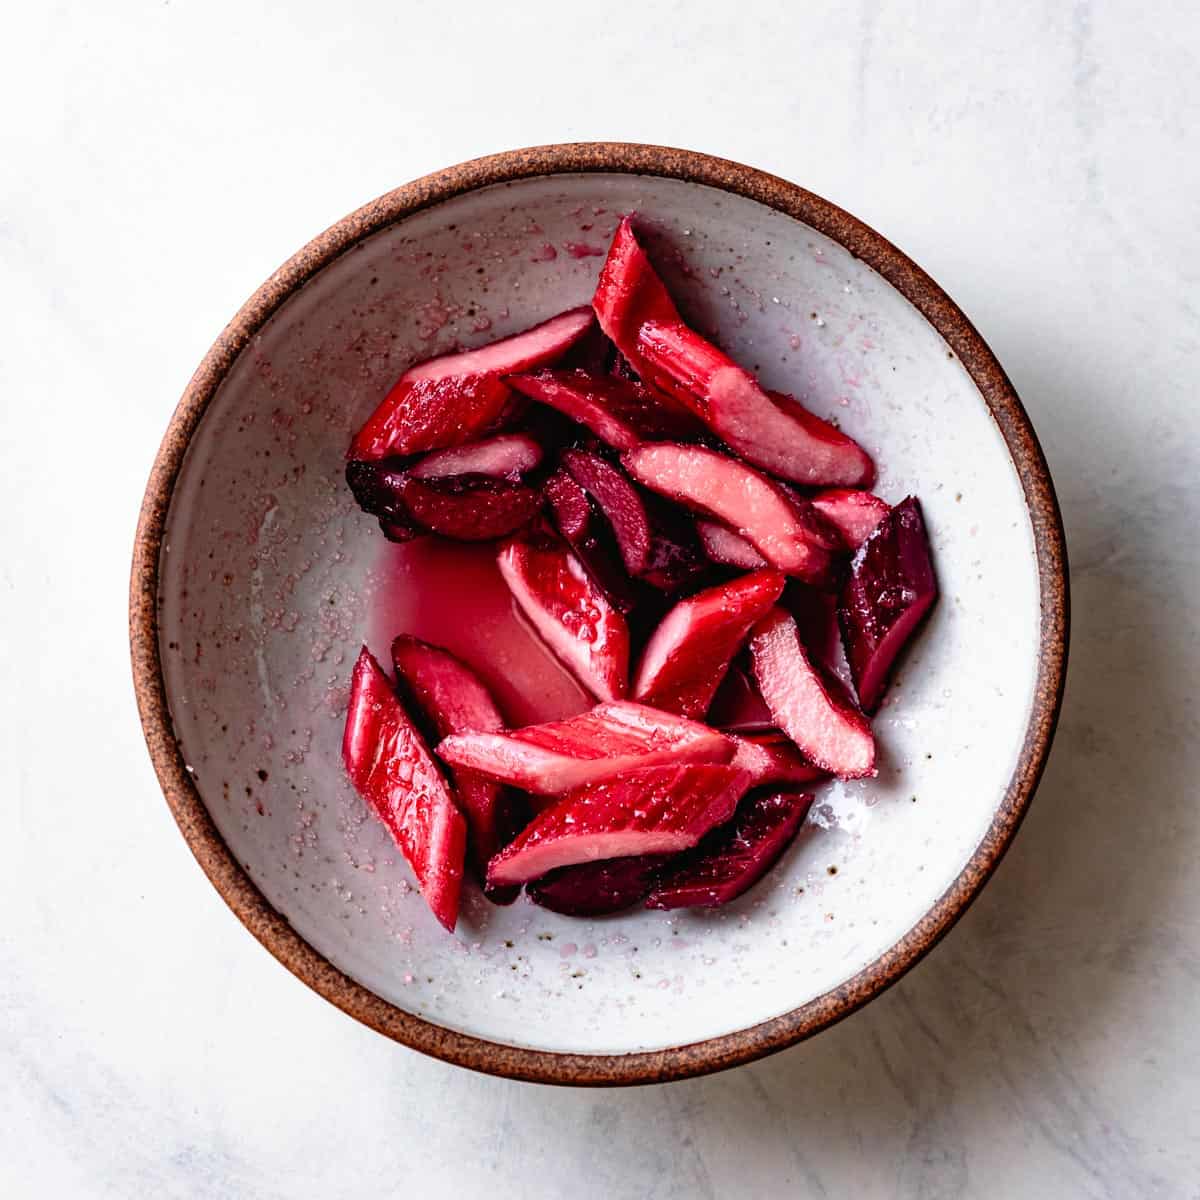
[137,150,1065,1083]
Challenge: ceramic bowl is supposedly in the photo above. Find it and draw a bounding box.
[131,144,1067,1085]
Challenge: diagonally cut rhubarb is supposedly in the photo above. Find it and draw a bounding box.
[730,733,828,787]
[696,519,768,569]
[645,788,815,909]
[635,319,875,486]
[409,433,544,480]
[809,488,890,550]
[497,526,630,701]
[436,700,734,795]
[342,647,466,931]
[838,496,938,713]
[749,607,876,778]
[486,763,751,889]
[633,569,786,719]
[622,443,838,586]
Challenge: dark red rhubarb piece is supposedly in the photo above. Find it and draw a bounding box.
[562,449,706,592]
[436,700,733,795]
[706,663,776,733]
[348,307,592,459]
[730,734,827,787]
[509,370,703,451]
[645,789,814,910]
[622,443,838,586]
[527,855,669,916]
[810,488,890,549]
[496,526,631,700]
[409,433,543,480]
[749,607,876,778]
[486,764,751,889]
[397,476,541,541]
[635,319,875,487]
[341,647,466,931]
[838,496,938,713]
[391,636,525,902]
[696,519,768,569]
[633,569,786,718]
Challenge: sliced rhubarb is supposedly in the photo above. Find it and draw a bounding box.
[527,855,669,916]
[634,319,875,486]
[696,519,768,570]
[622,443,838,586]
[706,663,776,733]
[645,789,814,910]
[838,496,938,713]
[810,488,890,549]
[378,517,423,543]
[437,700,734,795]
[633,569,786,719]
[592,217,681,376]
[403,306,594,381]
[731,734,827,787]
[496,526,630,701]
[509,369,703,451]
[349,374,515,461]
[749,607,876,778]
[562,449,706,592]
[409,433,543,480]
[486,763,751,888]
[543,470,640,614]
[391,636,526,901]
[341,647,466,931]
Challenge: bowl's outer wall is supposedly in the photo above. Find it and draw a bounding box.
[131,145,1067,1085]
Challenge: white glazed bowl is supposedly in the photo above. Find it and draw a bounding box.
[131,145,1067,1084]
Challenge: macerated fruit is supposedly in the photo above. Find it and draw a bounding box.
[397,476,542,541]
[486,763,751,888]
[543,470,640,614]
[391,636,526,902]
[696,519,768,569]
[730,733,827,787]
[527,855,669,916]
[645,789,814,909]
[706,663,776,733]
[409,433,544,480]
[510,369,702,451]
[633,569,786,718]
[436,699,733,795]
[749,607,876,778]
[839,496,938,713]
[634,319,875,486]
[341,647,466,931]
[809,488,890,549]
[562,449,707,592]
[497,526,631,700]
[622,443,838,586]
[348,307,592,460]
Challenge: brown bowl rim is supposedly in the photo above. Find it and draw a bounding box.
[130,141,1069,1086]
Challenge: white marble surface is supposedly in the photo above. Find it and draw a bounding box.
[2,1,1197,1195]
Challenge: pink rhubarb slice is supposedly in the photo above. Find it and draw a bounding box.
[635,319,875,487]
[622,443,838,586]
[397,476,541,541]
[486,763,751,889]
[391,636,526,902]
[696,519,768,570]
[437,700,734,796]
[509,369,702,451]
[838,496,938,713]
[341,647,466,931]
[409,433,544,480]
[749,607,876,778]
[810,488,889,549]
[348,307,592,459]
[730,733,827,787]
[527,855,669,916]
[633,569,786,719]
[645,789,814,910]
[496,526,631,700]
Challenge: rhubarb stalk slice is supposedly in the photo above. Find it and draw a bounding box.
[341,647,466,931]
